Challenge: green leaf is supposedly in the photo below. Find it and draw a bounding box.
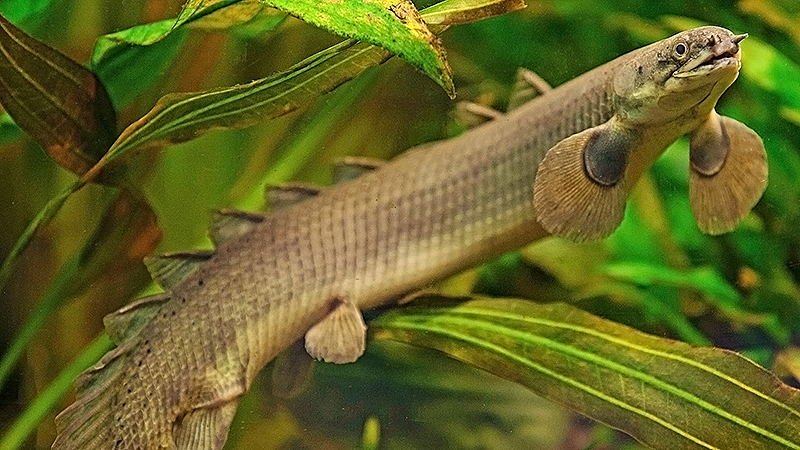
[0,335,113,450]
[119,0,248,47]
[177,0,248,33]
[89,1,283,107]
[0,0,52,26]
[89,23,188,108]
[600,261,790,342]
[100,0,522,167]
[0,13,116,176]
[372,297,800,450]
[264,0,455,97]
[600,262,744,311]
[0,188,160,392]
[103,39,393,165]
[185,1,283,32]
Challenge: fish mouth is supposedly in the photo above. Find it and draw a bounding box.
[673,33,746,78]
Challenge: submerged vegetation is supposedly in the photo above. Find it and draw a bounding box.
[1,0,800,449]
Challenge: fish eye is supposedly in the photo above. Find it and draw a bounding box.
[674,42,688,58]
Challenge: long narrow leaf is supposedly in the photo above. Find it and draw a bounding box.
[372,297,800,450]
[103,0,522,166]
[0,0,53,27]
[176,0,254,36]
[422,0,526,25]
[0,188,160,391]
[0,335,113,450]
[104,39,391,164]
[90,1,282,107]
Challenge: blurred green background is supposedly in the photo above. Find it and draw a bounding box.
[1,0,800,448]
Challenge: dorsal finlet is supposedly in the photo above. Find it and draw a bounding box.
[332,156,384,184]
[508,68,552,110]
[210,209,264,246]
[265,182,321,210]
[143,250,213,291]
[453,101,503,128]
[103,293,171,345]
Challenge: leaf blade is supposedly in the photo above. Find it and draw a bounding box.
[422,0,526,25]
[265,0,454,97]
[89,1,282,107]
[372,298,800,450]
[104,39,391,164]
[0,13,116,175]
[101,0,525,166]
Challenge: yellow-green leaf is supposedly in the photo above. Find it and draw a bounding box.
[100,0,524,166]
[89,1,283,107]
[104,39,392,165]
[372,297,800,450]
[264,0,455,97]
[422,0,526,25]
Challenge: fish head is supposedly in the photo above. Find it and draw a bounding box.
[613,26,745,127]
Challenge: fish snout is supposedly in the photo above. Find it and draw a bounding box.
[711,31,746,60]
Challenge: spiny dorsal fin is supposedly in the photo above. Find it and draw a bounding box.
[210,209,264,246]
[508,68,552,110]
[265,182,320,210]
[304,299,366,364]
[453,101,503,128]
[332,156,384,184]
[144,250,213,291]
[103,293,171,344]
[689,112,768,234]
[534,120,635,242]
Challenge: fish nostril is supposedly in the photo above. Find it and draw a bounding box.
[731,33,748,45]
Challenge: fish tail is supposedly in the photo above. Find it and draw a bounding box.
[52,293,171,449]
[52,342,133,449]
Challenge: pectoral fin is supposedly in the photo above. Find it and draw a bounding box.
[533,120,636,242]
[305,299,367,364]
[689,112,767,234]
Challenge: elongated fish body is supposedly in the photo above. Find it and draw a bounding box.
[53,26,767,450]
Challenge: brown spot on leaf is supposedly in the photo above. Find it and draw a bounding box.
[388,1,419,24]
